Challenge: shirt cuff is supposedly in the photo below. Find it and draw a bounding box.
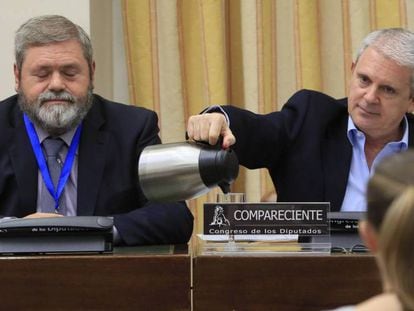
[113,225,122,245]
[203,105,230,127]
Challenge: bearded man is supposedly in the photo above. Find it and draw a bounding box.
[0,15,193,246]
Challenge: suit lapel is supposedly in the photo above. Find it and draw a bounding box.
[77,100,108,216]
[322,107,352,212]
[8,110,38,216]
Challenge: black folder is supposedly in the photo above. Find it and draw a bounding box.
[0,216,113,255]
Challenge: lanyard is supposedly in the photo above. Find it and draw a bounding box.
[23,113,82,211]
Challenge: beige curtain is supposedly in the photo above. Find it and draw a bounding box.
[122,0,412,235]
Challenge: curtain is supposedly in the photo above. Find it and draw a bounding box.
[122,0,412,235]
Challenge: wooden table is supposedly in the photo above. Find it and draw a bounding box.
[0,244,382,310]
[0,245,190,310]
[193,253,382,311]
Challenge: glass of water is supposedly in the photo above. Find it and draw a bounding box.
[216,192,246,244]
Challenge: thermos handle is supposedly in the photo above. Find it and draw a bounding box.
[185,133,224,150]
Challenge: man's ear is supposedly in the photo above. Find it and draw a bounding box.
[14,64,20,92]
[407,95,414,113]
[90,60,96,88]
[351,61,356,73]
[359,220,378,253]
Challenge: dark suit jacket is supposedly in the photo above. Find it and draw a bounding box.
[0,94,193,245]
[223,89,414,211]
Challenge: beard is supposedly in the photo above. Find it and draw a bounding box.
[18,87,93,136]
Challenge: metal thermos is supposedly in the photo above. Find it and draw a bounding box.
[138,141,239,202]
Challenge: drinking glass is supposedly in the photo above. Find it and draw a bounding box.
[216,192,246,244]
[216,193,246,204]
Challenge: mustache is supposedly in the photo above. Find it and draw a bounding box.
[38,91,75,104]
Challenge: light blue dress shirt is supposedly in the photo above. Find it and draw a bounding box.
[341,116,408,211]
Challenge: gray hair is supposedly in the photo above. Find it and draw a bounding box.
[355,28,414,94]
[15,15,93,77]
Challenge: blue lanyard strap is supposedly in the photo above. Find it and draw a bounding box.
[23,114,82,211]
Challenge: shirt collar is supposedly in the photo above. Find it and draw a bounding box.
[347,116,409,148]
[33,123,79,152]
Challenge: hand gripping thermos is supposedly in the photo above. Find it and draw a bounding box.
[138,141,239,202]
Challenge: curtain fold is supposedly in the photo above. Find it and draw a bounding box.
[122,0,411,235]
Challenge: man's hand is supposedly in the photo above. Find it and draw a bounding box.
[187,113,236,149]
[24,212,63,218]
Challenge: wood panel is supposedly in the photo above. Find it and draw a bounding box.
[193,254,381,311]
[0,246,190,310]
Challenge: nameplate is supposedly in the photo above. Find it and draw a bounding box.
[203,202,329,236]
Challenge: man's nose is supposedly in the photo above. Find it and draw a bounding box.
[363,86,379,104]
[48,72,65,92]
